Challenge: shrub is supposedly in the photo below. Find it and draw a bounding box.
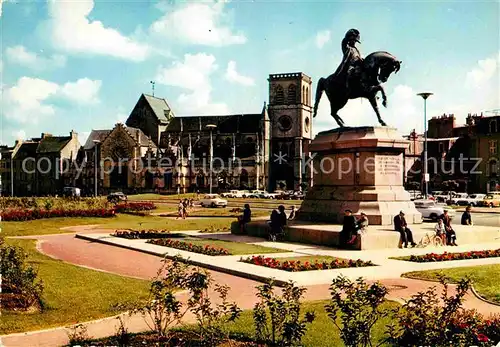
[112,229,180,239]
[148,239,230,256]
[0,208,115,221]
[0,237,44,310]
[384,275,498,346]
[253,280,315,346]
[114,202,156,214]
[241,255,374,271]
[0,197,109,210]
[66,324,92,346]
[326,276,389,347]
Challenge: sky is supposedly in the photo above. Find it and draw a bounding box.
[0,0,499,147]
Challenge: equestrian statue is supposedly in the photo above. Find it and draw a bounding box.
[313,29,402,127]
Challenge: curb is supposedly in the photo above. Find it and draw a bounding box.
[75,234,288,287]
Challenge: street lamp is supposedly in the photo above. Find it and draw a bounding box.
[92,140,101,197]
[417,92,433,199]
[206,124,217,194]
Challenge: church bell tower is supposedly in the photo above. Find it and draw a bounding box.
[267,72,313,191]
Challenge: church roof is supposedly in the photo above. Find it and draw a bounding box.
[165,113,263,133]
[83,129,112,150]
[125,126,157,148]
[143,94,172,124]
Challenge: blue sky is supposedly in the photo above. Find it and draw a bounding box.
[1,0,499,146]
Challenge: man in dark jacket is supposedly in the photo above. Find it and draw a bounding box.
[393,211,417,248]
[461,206,473,226]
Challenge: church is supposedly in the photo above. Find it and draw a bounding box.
[84,72,314,194]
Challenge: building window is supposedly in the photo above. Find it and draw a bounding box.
[274,85,284,104]
[305,86,309,106]
[490,120,498,133]
[287,84,297,104]
[490,140,498,155]
[302,85,305,104]
[489,160,498,175]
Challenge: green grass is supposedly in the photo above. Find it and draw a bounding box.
[403,264,500,304]
[2,214,236,237]
[0,239,150,335]
[154,236,287,255]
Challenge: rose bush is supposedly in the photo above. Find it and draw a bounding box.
[113,230,183,239]
[404,249,500,263]
[114,202,157,215]
[1,208,115,221]
[148,239,230,256]
[241,255,374,272]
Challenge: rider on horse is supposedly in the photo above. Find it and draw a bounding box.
[332,29,364,92]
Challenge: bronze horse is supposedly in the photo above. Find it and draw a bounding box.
[313,51,402,127]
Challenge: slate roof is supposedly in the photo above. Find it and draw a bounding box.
[83,130,112,150]
[14,142,39,159]
[126,126,157,148]
[37,136,71,153]
[143,94,172,124]
[165,113,263,133]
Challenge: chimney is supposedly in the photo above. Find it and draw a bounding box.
[70,130,78,139]
[41,133,53,139]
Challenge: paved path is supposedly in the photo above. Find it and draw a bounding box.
[2,228,500,347]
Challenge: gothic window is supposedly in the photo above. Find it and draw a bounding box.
[305,86,309,106]
[490,140,498,155]
[490,120,498,133]
[305,117,310,132]
[489,159,498,175]
[278,115,292,132]
[275,85,284,104]
[287,84,297,104]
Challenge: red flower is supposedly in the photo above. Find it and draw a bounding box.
[477,334,489,342]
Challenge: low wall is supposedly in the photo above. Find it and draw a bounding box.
[231,221,499,250]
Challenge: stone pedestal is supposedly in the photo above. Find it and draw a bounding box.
[297,126,422,225]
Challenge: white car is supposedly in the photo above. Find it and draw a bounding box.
[447,193,468,205]
[414,199,455,221]
[456,193,486,206]
[200,194,228,208]
[221,190,243,198]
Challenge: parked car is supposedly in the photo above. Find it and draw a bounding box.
[200,194,228,208]
[107,192,128,203]
[414,199,455,221]
[221,190,244,198]
[446,192,468,205]
[435,191,456,203]
[478,193,500,207]
[456,193,486,206]
[62,187,81,197]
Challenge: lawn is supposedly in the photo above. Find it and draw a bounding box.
[0,239,150,335]
[403,264,500,304]
[150,235,287,255]
[2,214,236,237]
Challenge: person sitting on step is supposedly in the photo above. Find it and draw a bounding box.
[461,205,473,226]
[341,209,357,247]
[434,218,447,245]
[393,210,417,248]
[440,209,458,246]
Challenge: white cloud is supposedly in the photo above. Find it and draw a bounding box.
[225,61,254,86]
[47,0,150,61]
[60,78,101,104]
[155,53,229,115]
[150,1,246,47]
[2,76,102,124]
[465,53,499,89]
[315,30,331,49]
[6,45,66,71]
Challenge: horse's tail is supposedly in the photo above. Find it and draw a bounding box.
[313,77,325,118]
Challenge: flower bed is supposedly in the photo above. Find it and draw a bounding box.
[199,226,231,233]
[112,230,183,239]
[114,202,157,215]
[397,249,500,263]
[240,255,374,272]
[148,238,230,256]
[0,208,115,221]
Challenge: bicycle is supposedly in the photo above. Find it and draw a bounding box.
[417,232,444,248]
